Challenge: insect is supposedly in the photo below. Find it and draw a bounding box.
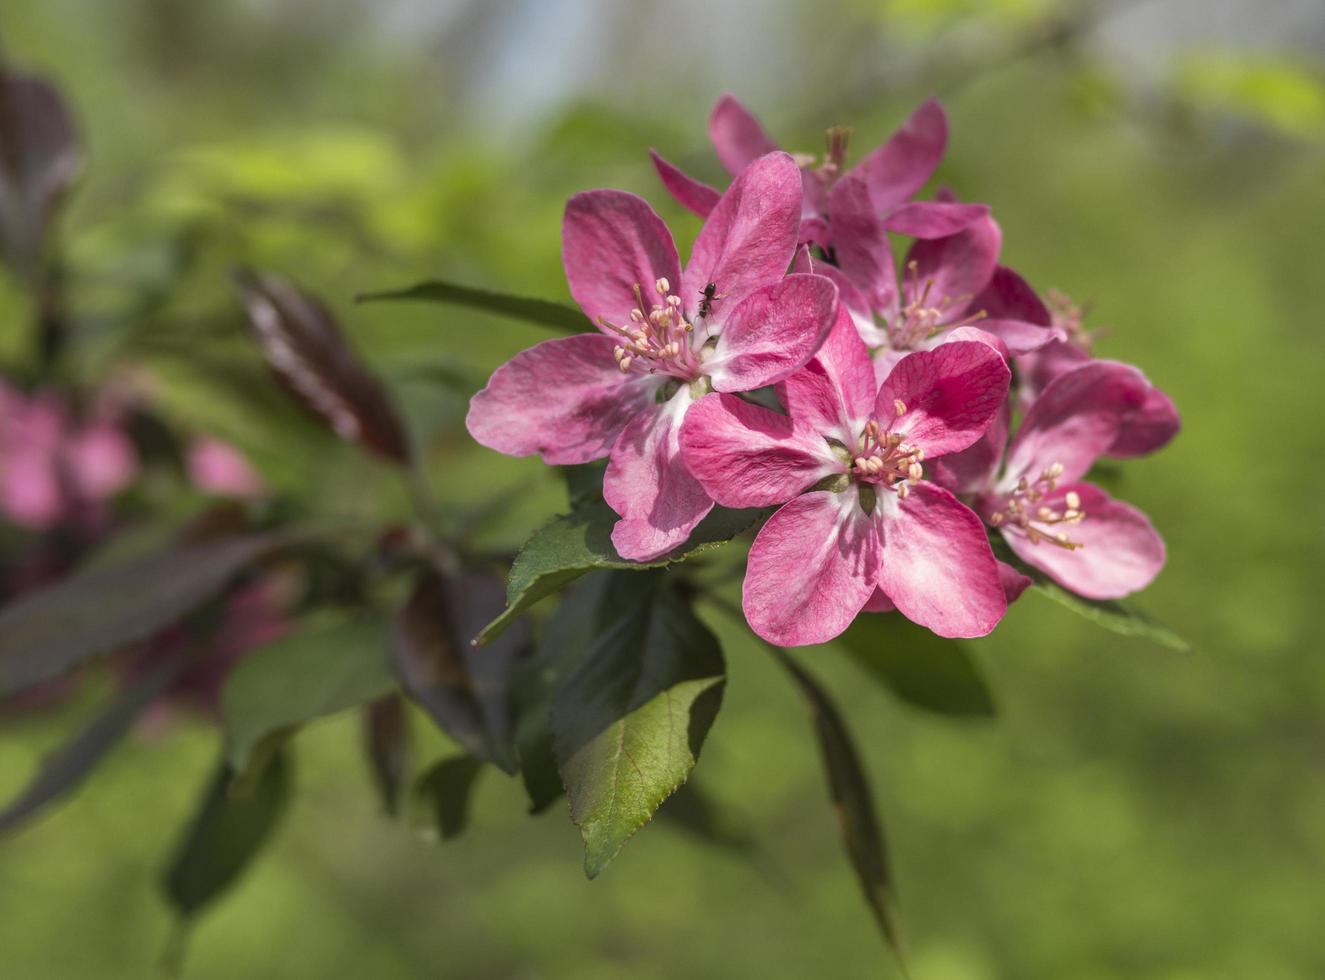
[697,281,724,319]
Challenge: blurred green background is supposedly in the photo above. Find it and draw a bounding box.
[2,0,1324,977]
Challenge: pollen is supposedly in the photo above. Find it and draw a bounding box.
[849,416,924,496]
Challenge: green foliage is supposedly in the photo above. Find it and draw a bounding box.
[220,613,397,779]
[1174,52,1325,141]
[553,572,726,878]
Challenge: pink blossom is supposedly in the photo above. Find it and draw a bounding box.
[679,313,1011,645]
[467,153,839,560]
[934,360,1167,600]
[187,436,265,498]
[652,95,988,247]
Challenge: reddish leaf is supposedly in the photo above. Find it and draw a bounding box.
[363,694,412,817]
[236,269,412,464]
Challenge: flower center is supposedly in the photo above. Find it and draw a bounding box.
[599,278,699,380]
[886,260,986,350]
[1047,289,1095,353]
[988,462,1086,550]
[849,406,924,500]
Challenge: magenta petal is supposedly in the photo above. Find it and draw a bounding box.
[882,201,989,239]
[562,190,682,330]
[467,333,652,465]
[874,482,1006,638]
[649,149,721,218]
[902,215,1001,320]
[975,318,1059,356]
[875,341,1011,459]
[862,587,896,612]
[707,274,837,392]
[1109,384,1180,458]
[779,305,878,443]
[1015,339,1090,405]
[682,152,802,316]
[929,399,1008,495]
[997,561,1033,604]
[972,265,1052,326]
[708,94,780,176]
[827,174,894,311]
[1003,482,1164,599]
[859,98,948,212]
[742,489,880,646]
[1002,360,1149,486]
[680,393,837,508]
[816,263,889,348]
[604,390,713,561]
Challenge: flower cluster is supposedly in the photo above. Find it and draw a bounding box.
[468,95,1177,647]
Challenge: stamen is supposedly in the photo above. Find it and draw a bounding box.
[990,463,1086,550]
[893,399,907,417]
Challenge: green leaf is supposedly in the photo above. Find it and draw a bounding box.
[0,654,190,835]
[837,615,996,718]
[771,647,906,971]
[361,695,412,818]
[393,568,530,774]
[409,755,485,842]
[162,749,292,923]
[356,278,587,333]
[553,571,726,878]
[1029,578,1191,652]
[476,498,762,645]
[221,613,396,778]
[0,531,297,699]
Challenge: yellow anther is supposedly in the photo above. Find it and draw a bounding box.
[1065,490,1081,510]
[893,399,907,417]
[655,277,670,295]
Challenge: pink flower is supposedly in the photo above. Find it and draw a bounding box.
[187,436,265,498]
[652,95,988,245]
[934,360,1167,600]
[679,313,1011,646]
[0,384,137,530]
[467,153,839,560]
[1016,290,1180,458]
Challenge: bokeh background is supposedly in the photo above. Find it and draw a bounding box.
[2,0,1324,977]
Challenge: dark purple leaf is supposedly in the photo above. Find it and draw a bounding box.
[363,694,412,817]
[357,278,586,333]
[236,269,412,464]
[410,755,484,841]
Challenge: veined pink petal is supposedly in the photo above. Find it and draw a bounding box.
[562,190,682,331]
[706,274,837,392]
[998,561,1033,604]
[682,152,802,318]
[882,201,989,239]
[650,150,720,218]
[827,174,894,313]
[680,392,837,508]
[1001,360,1149,487]
[1002,482,1164,599]
[862,587,896,612]
[874,482,1006,638]
[816,263,888,348]
[779,305,877,444]
[902,215,1001,321]
[742,489,880,646]
[708,94,780,176]
[972,265,1052,326]
[1109,384,1180,458]
[974,318,1059,356]
[467,333,654,465]
[858,98,949,212]
[929,399,1008,495]
[875,342,1010,459]
[604,389,713,561]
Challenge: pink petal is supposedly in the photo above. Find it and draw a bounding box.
[826,174,894,312]
[708,94,780,176]
[67,423,138,501]
[929,399,1009,495]
[858,98,949,212]
[1002,482,1164,599]
[742,489,880,646]
[187,437,264,498]
[3,442,63,528]
[816,263,889,348]
[974,318,1059,356]
[681,152,802,318]
[706,274,837,392]
[1002,360,1149,487]
[1015,338,1090,405]
[467,333,653,465]
[862,587,896,612]
[998,561,1033,604]
[649,150,720,218]
[874,482,1006,638]
[680,392,837,508]
[882,201,989,238]
[875,341,1011,459]
[1109,384,1180,458]
[562,190,682,330]
[779,304,878,444]
[972,265,1052,326]
[901,215,1001,321]
[604,390,713,561]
